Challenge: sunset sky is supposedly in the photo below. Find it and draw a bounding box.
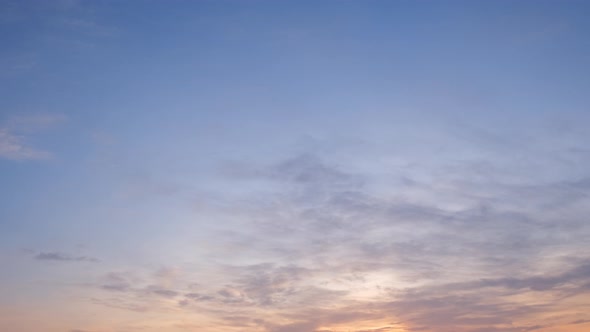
[2,1,590,332]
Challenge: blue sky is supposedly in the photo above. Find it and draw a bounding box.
[1,1,590,332]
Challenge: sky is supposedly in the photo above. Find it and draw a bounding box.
[1,1,590,331]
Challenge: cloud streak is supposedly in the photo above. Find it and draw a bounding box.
[35,252,100,263]
[0,113,66,160]
[0,129,51,160]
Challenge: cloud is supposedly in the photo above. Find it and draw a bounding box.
[271,154,362,188]
[0,113,66,160]
[0,129,51,160]
[73,151,590,331]
[90,297,148,313]
[185,293,214,302]
[267,321,319,332]
[222,264,316,306]
[190,152,590,331]
[99,272,141,292]
[462,262,590,292]
[153,266,181,286]
[365,260,590,331]
[151,288,178,297]
[35,252,100,263]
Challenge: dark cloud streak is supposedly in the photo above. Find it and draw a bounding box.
[34,252,100,263]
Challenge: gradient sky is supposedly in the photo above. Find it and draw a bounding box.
[2,1,590,332]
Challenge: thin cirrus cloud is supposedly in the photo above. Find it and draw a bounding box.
[0,128,51,160]
[34,252,100,263]
[0,113,66,160]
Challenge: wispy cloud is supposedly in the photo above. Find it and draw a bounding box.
[0,113,66,161]
[127,152,588,332]
[34,252,100,263]
[0,129,51,160]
